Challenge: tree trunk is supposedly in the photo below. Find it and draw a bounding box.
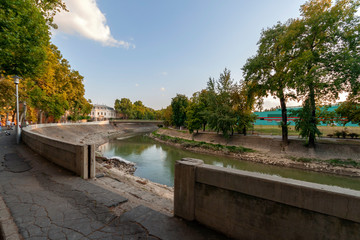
[243,126,247,136]
[280,95,288,146]
[308,86,316,148]
[38,110,43,124]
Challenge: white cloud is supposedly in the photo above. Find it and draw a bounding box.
[54,0,134,48]
[135,83,139,87]
[161,87,165,92]
[160,72,168,76]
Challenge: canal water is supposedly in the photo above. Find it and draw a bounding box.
[100,135,360,190]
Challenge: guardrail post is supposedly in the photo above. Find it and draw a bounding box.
[174,158,204,221]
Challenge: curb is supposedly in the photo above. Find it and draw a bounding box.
[0,195,21,240]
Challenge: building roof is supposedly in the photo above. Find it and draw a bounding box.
[92,104,114,111]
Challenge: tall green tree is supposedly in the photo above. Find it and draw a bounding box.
[231,82,257,136]
[206,69,237,138]
[243,22,296,145]
[0,0,50,77]
[171,94,189,128]
[289,0,360,147]
[114,98,133,119]
[186,90,209,133]
[26,44,91,122]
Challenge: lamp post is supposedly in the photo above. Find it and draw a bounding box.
[13,76,20,144]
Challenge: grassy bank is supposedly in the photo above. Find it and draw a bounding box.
[151,131,254,154]
[253,125,360,136]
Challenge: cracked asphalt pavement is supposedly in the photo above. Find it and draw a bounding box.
[0,130,229,240]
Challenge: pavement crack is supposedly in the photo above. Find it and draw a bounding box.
[130,221,161,240]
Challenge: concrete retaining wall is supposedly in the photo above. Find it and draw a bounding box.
[174,158,360,239]
[22,123,97,179]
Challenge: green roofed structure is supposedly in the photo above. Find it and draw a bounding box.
[253,105,359,127]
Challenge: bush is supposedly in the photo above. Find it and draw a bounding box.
[334,131,342,138]
[349,133,359,139]
[341,130,348,139]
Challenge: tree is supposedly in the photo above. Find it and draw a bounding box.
[186,90,209,133]
[114,98,133,119]
[243,22,296,145]
[336,95,360,125]
[0,0,50,78]
[34,0,67,28]
[231,82,257,136]
[171,94,189,128]
[162,106,173,126]
[206,69,237,138]
[288,0,360,147]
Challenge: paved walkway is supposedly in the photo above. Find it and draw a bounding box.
[0,129,229,240]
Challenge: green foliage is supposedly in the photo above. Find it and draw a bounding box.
[171,94,189,128]
[348,133,359,139]
[287,0,360,147]
[151,132,254,153]
[186,91,208,133]
[290,100,322,144]
[206,69,237,138]
[243,22,296,144]
[0,0,50,77]
[336,96,360,125]
[290,156,360,168]
[114,98,133,119]
[114,98,159,120]
[34,0,67,28]
[24,44,91,122]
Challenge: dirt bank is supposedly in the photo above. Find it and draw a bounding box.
[153,128,360,177]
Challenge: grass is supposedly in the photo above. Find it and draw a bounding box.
[253,125,360,137]
[253,125,298,136]
[289,156,360,168]
[151,131,254,153]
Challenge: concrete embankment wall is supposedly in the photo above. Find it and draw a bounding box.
[21,121,159,179]
[21,122,111,179]
[174,158,360,239]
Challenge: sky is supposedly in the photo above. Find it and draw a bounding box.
[52,0,313,110]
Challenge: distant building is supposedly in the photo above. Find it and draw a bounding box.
[253,105,359,127]
[89,104,117,121]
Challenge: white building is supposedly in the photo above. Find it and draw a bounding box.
[90,104,117,121]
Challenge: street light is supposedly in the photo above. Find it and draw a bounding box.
[13,75,20,144]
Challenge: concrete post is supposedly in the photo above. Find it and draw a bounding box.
[174,158,204,221]
[77,145,88,179]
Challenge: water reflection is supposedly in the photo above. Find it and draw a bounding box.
[101,135,360,190]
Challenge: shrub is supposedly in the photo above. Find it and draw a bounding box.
[334,131,342,138]
[349,133,359,139]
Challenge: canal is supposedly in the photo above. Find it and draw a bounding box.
[100,135,360,190]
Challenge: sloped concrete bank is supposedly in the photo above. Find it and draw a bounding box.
[21,121,159,179]
[21,121,175,216]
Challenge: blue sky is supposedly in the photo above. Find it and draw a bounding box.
[52,0,308,110]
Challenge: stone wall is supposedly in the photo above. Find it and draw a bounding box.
[22,123,97,179]
[174,158,360,239]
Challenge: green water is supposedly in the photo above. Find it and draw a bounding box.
[100,135,360,189]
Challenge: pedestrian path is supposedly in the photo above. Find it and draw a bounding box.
[0,129,228,239]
